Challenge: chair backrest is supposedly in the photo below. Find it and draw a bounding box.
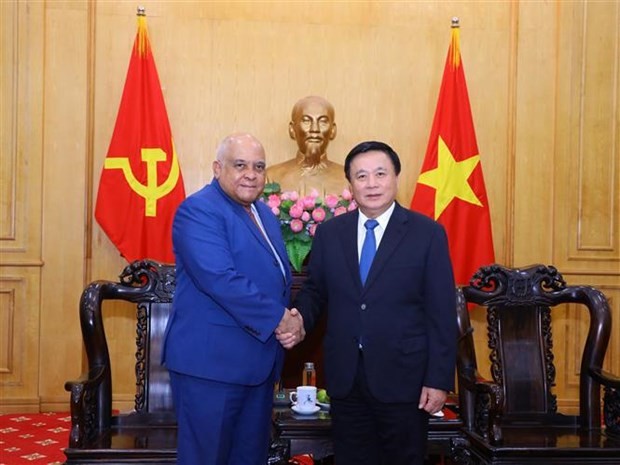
[456,264,611,430]
[80,260,176,420]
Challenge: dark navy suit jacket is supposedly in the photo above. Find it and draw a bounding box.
[295,203,456,402]
[162,179,292,386]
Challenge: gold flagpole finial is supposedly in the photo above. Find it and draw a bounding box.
[450,17,461,67]
[135,6,148,56]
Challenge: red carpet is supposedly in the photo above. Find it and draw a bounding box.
[0,412,69,465]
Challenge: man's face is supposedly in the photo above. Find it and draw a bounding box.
[348,150,399,218]
[289,98,336,159]
[213,137,266,206]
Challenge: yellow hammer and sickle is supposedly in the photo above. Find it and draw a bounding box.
[104,143,180,217]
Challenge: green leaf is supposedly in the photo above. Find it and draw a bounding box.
[286,239,312,273]
[263,182,281,195]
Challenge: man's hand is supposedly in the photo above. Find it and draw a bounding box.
[275,308,305,349]
[418,386,447,415]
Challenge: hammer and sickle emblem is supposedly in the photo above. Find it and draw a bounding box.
[104,144,180,217]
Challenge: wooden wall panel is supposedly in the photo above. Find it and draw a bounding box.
[0,0,44,262]
[554,0,620,274]
[0,1,17,242]
[38,0,91,410]
[0,287,15,373]
[512,1,558,266]
[0,0,44,413]
[0,270,41,413]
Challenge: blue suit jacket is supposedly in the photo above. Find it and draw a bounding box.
[162,180,292,385]
[294,203,457,402]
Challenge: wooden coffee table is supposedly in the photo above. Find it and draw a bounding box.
[273,398,462,461]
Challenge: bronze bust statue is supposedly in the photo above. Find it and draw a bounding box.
[267,96,347,195]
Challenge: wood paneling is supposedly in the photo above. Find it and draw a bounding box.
[554,0,620,274]
[0,0,44,413]
[38,0,89,412]
[0,0,44,261]
[0,270,41,413]
[0,0,618,414]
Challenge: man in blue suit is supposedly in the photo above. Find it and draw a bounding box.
[162,133,304,465]
[290,141,457,465]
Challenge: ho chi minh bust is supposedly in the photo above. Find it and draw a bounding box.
[267,96,347,196]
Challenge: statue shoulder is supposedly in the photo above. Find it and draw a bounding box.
[267,158,298,172]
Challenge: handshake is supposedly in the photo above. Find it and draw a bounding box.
[275,307,305,350]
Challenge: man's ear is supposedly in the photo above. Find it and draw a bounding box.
[212,160,221,178]
[329,123,337,140]
[288,121,296,140]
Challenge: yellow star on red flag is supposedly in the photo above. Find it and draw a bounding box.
[417,136,482,220]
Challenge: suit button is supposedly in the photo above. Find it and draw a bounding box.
[360,303,367,311]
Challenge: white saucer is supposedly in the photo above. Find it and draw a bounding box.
[291,404,321,415]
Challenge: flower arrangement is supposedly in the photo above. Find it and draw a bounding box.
[260,182,357,272]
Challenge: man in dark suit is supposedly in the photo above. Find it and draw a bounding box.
[290,141,456,465]
[162,133,304,465]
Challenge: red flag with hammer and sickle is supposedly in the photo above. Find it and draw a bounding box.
[95,13,185,263]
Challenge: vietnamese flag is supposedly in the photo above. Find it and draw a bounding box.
[95,11,185,263]
[410,21,495,286]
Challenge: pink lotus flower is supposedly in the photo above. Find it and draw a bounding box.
[271,207,280,216]
[302,195,316,209]
[309,188,320,199]
[267,194,281,209]
[324,194,339,209]
[312,207,326,223]
[301,211,311,222]
[308,224,318,236]
[341,188,353,201]
[347,200,358,211]
[290,219,304,233]
[287,191,299,201]
[334,206,347,216]
[289,203,304,219]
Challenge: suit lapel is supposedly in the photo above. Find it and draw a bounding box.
[237,206,270,249]
[256,207,292,282]
[338,211,364,293]
[211,180,290,282]
[363,204,408,290]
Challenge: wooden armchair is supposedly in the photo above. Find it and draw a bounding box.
[451,264,620,464]
[64,260,178,464]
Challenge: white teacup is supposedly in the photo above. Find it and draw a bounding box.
[289,385,317,412]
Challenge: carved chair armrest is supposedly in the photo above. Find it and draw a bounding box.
[457,363,504,444]
[472,379,504,444]
[590,368,620,435]
[64,366,109,448]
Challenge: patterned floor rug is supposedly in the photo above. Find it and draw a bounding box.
[0,412,69,465]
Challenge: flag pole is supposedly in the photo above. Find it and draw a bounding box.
[450,17,461,67]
